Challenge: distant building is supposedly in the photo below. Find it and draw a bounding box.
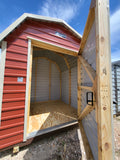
[112,60,120,115]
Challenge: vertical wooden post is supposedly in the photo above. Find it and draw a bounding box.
[77,57,81,116]
[95,0,114,159]
[69,69,71,105]
[49,62,51,100]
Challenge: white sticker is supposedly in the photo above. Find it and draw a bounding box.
[17,77,23,82]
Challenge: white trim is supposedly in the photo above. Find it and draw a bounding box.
[0,13,81,43]
[0,41,7,125]
[27,36,78,56]
[23,39,32,141]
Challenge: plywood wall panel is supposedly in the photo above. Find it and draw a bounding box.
[71,67,77,108]
[51,63,60,100]
[61,70,69,104]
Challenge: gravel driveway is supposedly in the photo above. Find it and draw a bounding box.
[0,126,82,160]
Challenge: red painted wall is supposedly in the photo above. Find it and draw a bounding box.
[0,19,81,150]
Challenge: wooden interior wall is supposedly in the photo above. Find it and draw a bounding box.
[61,70,69,104]
[71,67,78,108]
[33,49,78,108]
[51,63,60,100]
[31,57,60,102]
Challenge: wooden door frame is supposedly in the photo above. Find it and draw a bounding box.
[23,37,77,141]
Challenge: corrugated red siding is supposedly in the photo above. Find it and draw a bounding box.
[0,19,80,150]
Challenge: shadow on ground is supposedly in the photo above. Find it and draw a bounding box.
[0,126,82,160]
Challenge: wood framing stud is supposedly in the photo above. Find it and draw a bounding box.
[95,0,114,159]
[78,104,95,120]
[27,44,33,134]
[79,56,96,83]
[79,85,93,91]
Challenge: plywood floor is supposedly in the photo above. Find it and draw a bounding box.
[28,101,77,134]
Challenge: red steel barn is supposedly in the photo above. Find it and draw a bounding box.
[0,1,114,158]
[0,13,81,151]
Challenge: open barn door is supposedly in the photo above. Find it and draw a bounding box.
[77,0,114,159]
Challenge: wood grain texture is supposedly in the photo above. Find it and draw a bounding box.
[26,43,33,134]
[28,101,77,133]
[79,86,93,91]
[29,36,78,56]
[95,0,114,159]
[78,104,95,120]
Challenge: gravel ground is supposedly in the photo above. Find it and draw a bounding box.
[1,116,119,160]
[0,126,82,160]
[114,116,120,160]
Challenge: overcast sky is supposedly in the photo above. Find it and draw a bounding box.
[0,0,120,62]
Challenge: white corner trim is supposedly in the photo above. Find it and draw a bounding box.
[23,39,32,141]
[0,41,7,125]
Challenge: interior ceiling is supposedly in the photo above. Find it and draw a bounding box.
[33,47,77,72]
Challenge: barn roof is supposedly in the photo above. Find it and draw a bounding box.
[0,13,82,43]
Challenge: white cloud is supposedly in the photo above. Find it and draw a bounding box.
[110,9,120,61]
[38,0,83,23]
[111,49,120,62]
[110,9,120,45]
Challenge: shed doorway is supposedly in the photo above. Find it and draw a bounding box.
[27,46,78,138]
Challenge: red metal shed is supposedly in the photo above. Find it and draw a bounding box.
[0,0,114,159]
[0,13,81,150]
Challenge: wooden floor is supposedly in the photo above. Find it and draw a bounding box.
[28,101,77,134]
